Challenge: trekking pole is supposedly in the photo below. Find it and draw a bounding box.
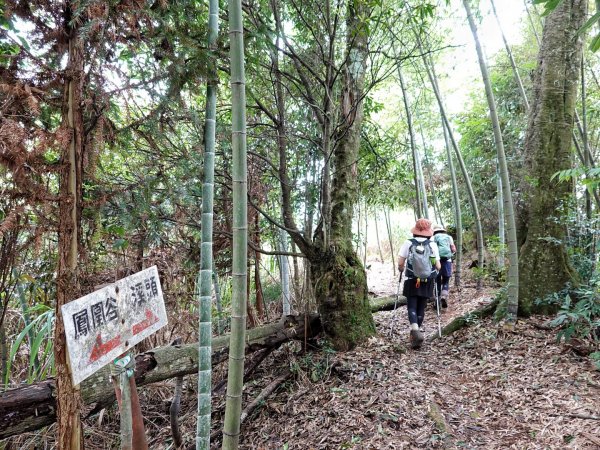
[435,279,442,338]
[389,272,402,337]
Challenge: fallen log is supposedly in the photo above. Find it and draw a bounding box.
[428,298,499,341]
[369,295,407,312]
[0,314,321,440]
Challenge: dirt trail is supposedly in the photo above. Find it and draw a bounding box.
[51,260,598,449]
[239,262,600,449]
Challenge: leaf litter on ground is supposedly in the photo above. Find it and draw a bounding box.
[238,262,600,449]
[10,261,599,449]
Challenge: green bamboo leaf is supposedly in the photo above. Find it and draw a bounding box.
[5,316,44,385]
[38,350,55,380]
[29,312,53,368]
[578,10,600,36]
[590,34,600,52]
[17,36,30,51]
[113,238,129,250]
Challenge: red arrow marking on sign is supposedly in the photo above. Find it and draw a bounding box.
[89,334,122,363]
[132,309,159,335]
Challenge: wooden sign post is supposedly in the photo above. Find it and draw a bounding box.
[62,266,167,449]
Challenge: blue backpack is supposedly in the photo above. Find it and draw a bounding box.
[434,233,452,258]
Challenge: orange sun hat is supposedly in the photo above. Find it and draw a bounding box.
[410,218,433,237]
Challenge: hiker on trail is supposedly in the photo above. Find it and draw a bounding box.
[433,224,456,308]
[397,218,441,349]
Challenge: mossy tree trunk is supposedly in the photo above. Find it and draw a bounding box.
[518,0,587,315]
[268,0,376,350]
[311,249,374,350]
[310,0,375,350]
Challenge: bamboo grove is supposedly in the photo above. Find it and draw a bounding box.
[0,0,599,447]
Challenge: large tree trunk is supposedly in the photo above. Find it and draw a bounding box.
[270,0,375,350]
[518,0,587,314]
[311,248,374,350]
[55,8,84,448]
[311,0,375,351]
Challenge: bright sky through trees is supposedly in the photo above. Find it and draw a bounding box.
[442,0,527,115]
[372,0,528,153]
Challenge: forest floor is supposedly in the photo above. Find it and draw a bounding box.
[234,262,600,449]
[10,262,600,449]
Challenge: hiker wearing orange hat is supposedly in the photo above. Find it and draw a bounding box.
[397,218,441,349]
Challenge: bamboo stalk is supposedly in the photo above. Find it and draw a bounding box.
[374,210,384,263]
[384,208,396,277]
[496,164,505,270]
[398,67,423,218]
[464,0,519,322]
[421,44,484,289]
[196,0,219,447]
[222,0,248,446]
[120,366,133,450]
[278,229,291,316]
[442,120,462,288]
[420,127,442,226]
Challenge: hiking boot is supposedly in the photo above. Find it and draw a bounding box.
[410,329,424,349]
[441,290,448,308]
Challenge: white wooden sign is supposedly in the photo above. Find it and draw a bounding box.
[62,266,167,385]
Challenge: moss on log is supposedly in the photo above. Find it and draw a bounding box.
[369,295,407,312]
[0,314,321,440]
[429,298,499,341]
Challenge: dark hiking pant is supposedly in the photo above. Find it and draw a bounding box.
[407,296,427,327]
[436,259,452,295]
